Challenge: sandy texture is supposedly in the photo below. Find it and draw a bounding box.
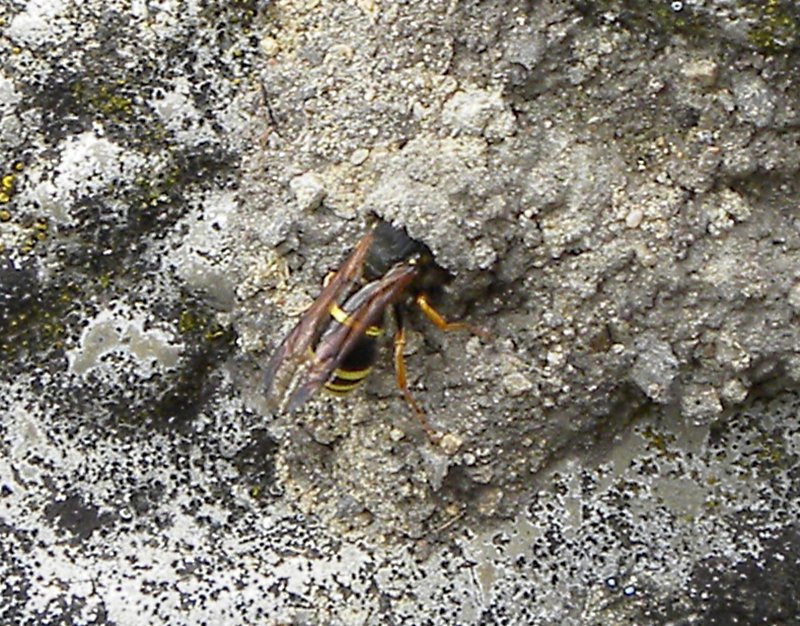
[1,0,799,624]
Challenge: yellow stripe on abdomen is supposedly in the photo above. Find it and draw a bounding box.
[320,299,381,395]
[329,303,383,337]
[331,366,372,381]
[324,366,371,395]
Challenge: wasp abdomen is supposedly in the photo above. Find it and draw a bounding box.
[321,302,383,395]
[324,335,377,394]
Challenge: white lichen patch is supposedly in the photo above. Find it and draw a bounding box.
[67,301,182,378]
[3,0,800,623]
[24,129,146,225]
[6,0,73,48]
[161,190,240,309]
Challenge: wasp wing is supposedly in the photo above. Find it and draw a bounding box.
[285,262,420,412]
[264,230,375,403]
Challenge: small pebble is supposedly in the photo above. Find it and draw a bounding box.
[681,59,718,87]
[289,172,326,211]
[260,36,280,57]
[439,432,463,456]
[389,427,405,442]
[625,208,644,229]
[787,282,800,313]
[681,385,723,424]
[350,148,370,166]
[502,372,534,397]
[720,379,748,405]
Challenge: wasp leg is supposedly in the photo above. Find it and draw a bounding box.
[415,294,490,338]
[393,306,441,441]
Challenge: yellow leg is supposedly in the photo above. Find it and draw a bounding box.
[393,320,441,441]
[415,294,490,338]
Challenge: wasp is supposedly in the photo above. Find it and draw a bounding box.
[263,218,487,436]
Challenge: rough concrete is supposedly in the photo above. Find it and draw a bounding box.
[1,0,799,624]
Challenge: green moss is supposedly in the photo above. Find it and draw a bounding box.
[746,0,798,52]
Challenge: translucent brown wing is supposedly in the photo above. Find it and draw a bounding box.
[263,230,375,404]
[285,262,420,412]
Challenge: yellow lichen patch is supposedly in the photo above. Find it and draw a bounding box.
[178,310,198,334]
[0,283,76,361]
[41,317,66,344]
[0,162,23,204]
[641,426,679,460]
[177,307,233,347]
[73,80,134,120]
[14,218,50,254]
[0,174,15,204]
[204,327,228,341]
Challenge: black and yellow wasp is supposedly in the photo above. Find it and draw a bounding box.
[263,218,486,435]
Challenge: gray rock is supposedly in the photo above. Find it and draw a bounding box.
[631,335,680,403]
[289,172,326,212]
[2,0,799,624]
